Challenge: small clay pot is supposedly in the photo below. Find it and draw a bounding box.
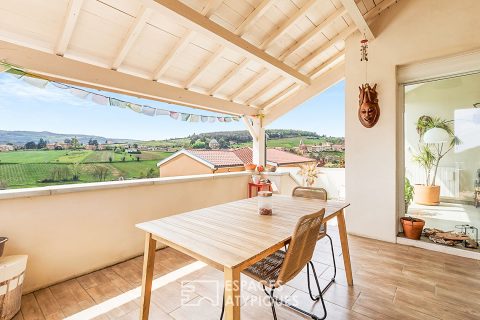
[414,184,440,206]
[400,217,425,240]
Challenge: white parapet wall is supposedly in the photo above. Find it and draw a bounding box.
[276,167,345,200]
[0,172,297,292]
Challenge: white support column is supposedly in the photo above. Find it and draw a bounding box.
[243,116,265,166]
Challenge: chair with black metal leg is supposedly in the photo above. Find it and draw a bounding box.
[292,186,337,294]
[221,209,328,320]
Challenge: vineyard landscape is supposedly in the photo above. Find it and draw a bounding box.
[0,129,344,189]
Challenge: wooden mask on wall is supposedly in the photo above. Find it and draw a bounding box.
[358,83,380,128]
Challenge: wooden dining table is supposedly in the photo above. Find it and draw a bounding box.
[136,195,351,320]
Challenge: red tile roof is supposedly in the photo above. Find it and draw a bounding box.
[188,149,244,167]
[185,147,315,168]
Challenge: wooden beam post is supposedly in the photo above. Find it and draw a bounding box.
[55,0,84,56]
[339,0,375,40]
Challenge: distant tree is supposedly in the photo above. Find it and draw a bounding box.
[136,156,140,161]
[121,156,126,162]
[108,156,113,163]
[25,141,37,149]
[146,168,157,178]
[91,165,109,181]
[0,180,8,190]
[71,163,81,181]
[218,138,228,149]
[49,165,71,181]
[37,138,47,149]
[54,145,63,150]
[133,143,138,148]
[192,140,206,149]
[64,138,72,144]
[71,137,80,149]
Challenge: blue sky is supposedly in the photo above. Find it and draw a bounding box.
[0,73,344,140]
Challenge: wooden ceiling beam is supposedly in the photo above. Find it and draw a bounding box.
[55,0,84,56]
[260,0,317,50]
[339,0,374,40]
[264,63,345,125]
[201,0,224,18]
[234,0,275,36]
[0,40,256,116]
[261,83,301,111]
[185,46,225,88]
[296,24,355,70]
[229,68,268,101]
[152,30,195,81]
[245,76,285,106]
[111,6,152,70]
[308,50,345,78]
[278,6,347,60]
[147,0,311,85]
[208,58,249,95]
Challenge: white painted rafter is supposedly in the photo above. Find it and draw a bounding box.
[112,6,152,70]
[208,58,249,95]
[261,83,301,110]
[152,30,195,81]
[264,63,345,125]
[260,0,316,50]
[229,68,268,101]
[308,50,345,78]
[234,0,275,36]
[339,0,374,40]
[147,0,310,85]
[296,25,355,70]
[245,76,285,106]
[185,45,225,88]
[278,6,346,60]
[55,0,84,56]
[0,40,256,116]
[201,0,223,18]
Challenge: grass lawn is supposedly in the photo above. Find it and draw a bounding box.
[0,150,68,163]
[110,160,158,178]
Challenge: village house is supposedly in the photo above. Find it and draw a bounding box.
[0,144,15,152]
[157,147,316,177]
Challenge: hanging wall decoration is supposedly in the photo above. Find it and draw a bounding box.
[358,36,380,128]
[0,61,242,124]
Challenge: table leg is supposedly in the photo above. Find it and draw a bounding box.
[337,209,353,286]
[139,233,156,320]
[224,267,241,320]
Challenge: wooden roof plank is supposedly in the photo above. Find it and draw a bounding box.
[234,0,275,36]
[260,0,317,50]
[296,24,355,69]
[339,0,374,39]
[201,0,224,17]
[230,68,268,101]
[308,50,345,78]
[208,58,249,95]
[261,83,301,110]
[153,30,196,81]
[245,76,285,106]
[264,63,345,125]
[111,6,152,70]
[278,6,347,60]
[0,40,256,116]
[147,0,311,85]
[184,45,225,88]
[55,0,84,56]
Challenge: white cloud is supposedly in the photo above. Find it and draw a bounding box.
[0,75,95,108]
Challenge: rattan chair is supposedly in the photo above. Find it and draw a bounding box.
[292,186,337,293]
[220,210,328,320]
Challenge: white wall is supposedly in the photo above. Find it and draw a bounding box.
[277,167,345,200]
[0,172,296,293]
[345,0,480,242]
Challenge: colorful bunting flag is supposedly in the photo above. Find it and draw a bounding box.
[70,88,90,99]
[169,111,179,120]
[141,106,156,116]
[91,94,109,106]
[11,70,242,124]
[22,77,48,88]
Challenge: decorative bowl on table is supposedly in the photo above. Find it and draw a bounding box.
[244,163,257,171]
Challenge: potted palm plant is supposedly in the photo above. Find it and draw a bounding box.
[412,116,457,205]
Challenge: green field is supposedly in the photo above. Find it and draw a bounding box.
[0,150,172,189]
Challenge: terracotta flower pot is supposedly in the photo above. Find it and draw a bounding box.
[414,184,440,206]
[400,217,425,240]
[244,163,257,171]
